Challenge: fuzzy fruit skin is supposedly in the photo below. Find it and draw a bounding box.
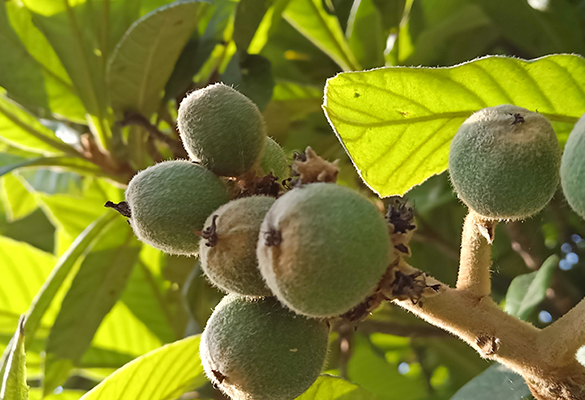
[260,137,289,179]
[200,294,329,400]
[449,105,560,220]
[178,83,266,177]
[257,183,391,318]
[200,196,275,297]
[561,114,585,219]
[125,160,229,255]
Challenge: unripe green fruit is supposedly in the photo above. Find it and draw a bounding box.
[449,104,560,220]
[260,137,289,179]
[561,114,585,219]
[199,196,275,297]
[125,160,230,255]
[257,183,391,318]
[178,83,266,177]
[200,294,329,400]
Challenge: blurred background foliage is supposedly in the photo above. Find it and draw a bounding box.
[0,0,584,399]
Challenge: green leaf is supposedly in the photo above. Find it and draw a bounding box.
[1,174,37,221]
[79,335,205,400]
[44,218,141,394]
[0,208,55,253]
[450,363,530,400]
[247,0,290,54]
[297,375,379,399]
[346,0,385,69]
[0,94,78,156]
[0,318,28,400]
[504,255,559,321]
[30,389,84,400]
[0,157,103,179]
[107,0,209,117]
[233,0,273,52]
[323,54,585,196]
[284,0,360,71]
[23,211,118,347]
[346,335,427,399]
[222,53,275,110]
[0,2,85,122]
[20,0,112,149]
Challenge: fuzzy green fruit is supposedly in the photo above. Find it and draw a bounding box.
[200,294,329,400]
[200,196,275,297]
[257,183,391,318]
[178,83,266,177]
[260,137,289,179]
[561,114,585,219]
[449,105,560,220]
[125,160,230,255]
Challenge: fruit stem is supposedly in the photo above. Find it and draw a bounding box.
[456,211,496,298]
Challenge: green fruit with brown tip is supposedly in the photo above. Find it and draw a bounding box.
[125,160,230,255]
[257,183,391,318]
[449,104,561,220]
[199,196,275,297]
[260,137,289,179]
[178,83,266,177]
[561,113,585,219]
[200,294,329,400]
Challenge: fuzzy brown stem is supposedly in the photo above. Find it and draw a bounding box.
[456,211,496,298]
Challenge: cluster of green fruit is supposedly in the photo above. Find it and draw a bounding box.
[449,104,585,221]
[112,84,394,400]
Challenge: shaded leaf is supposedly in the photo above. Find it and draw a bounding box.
[233,0,272,52]
[505,255,559,321]
[107,0,209,117]
[44,218,141,393]
[450,363,530,400]
[284,0,360,71]
[79,335,205,400]
[0,318,28,400]
[346,0,385,69]
[324,54,585,196]
[0,208,55,253]
[297,375,379,400]
[0,156,103,179]
[23,211,118,347]
[222,53,275,110]
[247,0,291,54]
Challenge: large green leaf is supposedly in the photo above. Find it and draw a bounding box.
[504,255,559,321]
[233,0,273,52]
[0,156,103,179]
[346,0,385,69]
[0,94,79,156]
[79,335,205,400]
[247,0,290,54]
[1,174,37,221]
[297,375,379,399]
[324,54,585,196]
[44,218,141,393]
[23,211,118,347]
[107,0,208,117]
[450,363,531,399]
[0,2,85,122]
[284,0,360,71]
[0,319,28,400]
[19,0,112,149]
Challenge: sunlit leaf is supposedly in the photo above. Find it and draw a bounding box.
[79,335,205,400]
[1,173,37,221]
[107,0,209,117]
[505,255,559,321]
[324,54,585,196]
[284,0,360,71]
[0,318,28,400]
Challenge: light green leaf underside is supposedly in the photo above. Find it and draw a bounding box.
[324,54,585,196]
[451,363,530,400]
[284,0,360,71]
[107,0,207,117]
[504,255,558,321]
[79,335,204,400]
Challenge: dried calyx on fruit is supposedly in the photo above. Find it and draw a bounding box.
[200,294,329,400]
[199,196,275,297]
[178,83,266,177]
[257,182,392,318]
[110,160,229,255]
[449,104,561,220]
[561,113,585,219]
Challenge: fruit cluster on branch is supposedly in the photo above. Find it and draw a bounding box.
[106,86,585,400]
